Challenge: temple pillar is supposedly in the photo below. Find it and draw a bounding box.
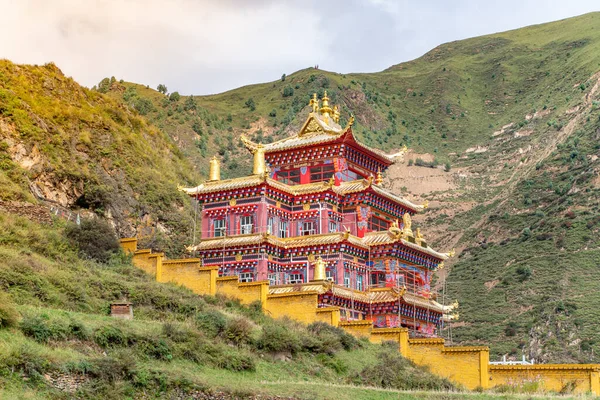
[256,250,268,282]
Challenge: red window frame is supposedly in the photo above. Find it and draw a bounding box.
[369,216,389,231]
[276,169,300,185]
[309,164,335,182]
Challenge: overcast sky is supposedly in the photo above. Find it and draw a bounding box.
[0,0,598,95]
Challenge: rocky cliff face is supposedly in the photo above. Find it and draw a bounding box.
[0,61,199,256]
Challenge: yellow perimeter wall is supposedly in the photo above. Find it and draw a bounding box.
[120,238,600,394]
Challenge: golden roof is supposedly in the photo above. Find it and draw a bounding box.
[181,176,424,212]
[190,232,368,252]
[190,229,449,263]
[267,281,454,313]
[180,175,264,195]
[241,110,396,163]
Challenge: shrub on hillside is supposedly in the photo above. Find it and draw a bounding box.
[94,325,127,347]
[307,322,361,352]
[65,218,120,263]
[0,292,19,329]
[20,314,68,343]
[256,321,301,354]
[224,317,254,346]
[195,309,227,338]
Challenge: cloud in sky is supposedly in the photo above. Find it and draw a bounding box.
[0,0,598,94]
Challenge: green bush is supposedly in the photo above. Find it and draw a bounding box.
[224,317,254,346]
[20,314,68,343]
[308,321,361,352]
[218,350,256,372]
[68,319,91,340]
[195,309,227,338]
[94,325,127,347]
[65,218,120,263]
[134,336,173,361]
[0,291,19,328]
[256,321,301,354]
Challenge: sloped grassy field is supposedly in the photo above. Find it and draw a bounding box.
[0,212,466,399]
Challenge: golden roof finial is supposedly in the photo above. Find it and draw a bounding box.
[415,227,424,245]
[320,91,333,121]
[389,219,401,237]
[328,176,335,187]
[209,156,221,181]
[344,114,355,130]
[253,144,267,175]
[402,213,413,237]
[398,285,407,297]
[309,93,319,113]
[375,168,383,185]
[313,256,326,281]
[332,105,340,124]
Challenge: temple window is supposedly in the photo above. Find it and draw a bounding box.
[276,169,300,185]
[326,269,335,283]
[240,215,253,234]
[356,275,364,291]
[267,217,274,235]
[268,273,280,286]
[279,220,289,238]
[214,218,226,237]
[329,221,338,233]
[287,273,303,284]
[309,164,335,182]
[300,221,316,236]
[344,271,351,287]
[370,271,385,288]
[239,272,253,283]
[369,216,389,231]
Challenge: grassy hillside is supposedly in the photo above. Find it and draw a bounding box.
[102,12,600,363]
[0,211,467,399]
[0,61,199,256]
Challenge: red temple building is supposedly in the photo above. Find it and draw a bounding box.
[183,92,457,336]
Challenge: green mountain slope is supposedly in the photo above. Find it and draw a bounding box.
[0,60,199,256]
[102,12,600,363]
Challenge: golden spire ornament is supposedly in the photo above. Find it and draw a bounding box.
[375,168,383,185]
[309,93,319,113]
[332,105,340,124]
[319,91,333,121]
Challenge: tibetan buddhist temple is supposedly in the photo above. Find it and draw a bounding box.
[182,92,457,336]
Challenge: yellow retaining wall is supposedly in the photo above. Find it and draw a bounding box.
[132,250,163,277]
[197,266,218,296]
[407,338,489,390]
[490,365,600,394]
[264,292,319,323]
[158,258,204,292]
[216,277,269,305]
[315,307,341,327]
[120,238,600,395]
[339,320,373,338]
[119,238,137,254]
